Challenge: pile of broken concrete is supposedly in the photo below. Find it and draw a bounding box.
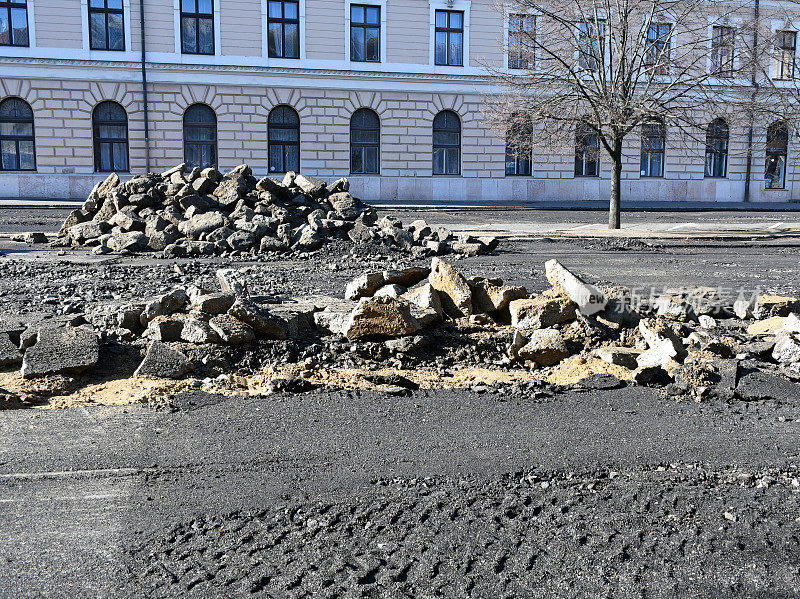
[2,258,799,402]
[57,164,497,258]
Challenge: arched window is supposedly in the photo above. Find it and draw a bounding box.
[640,120,665,178]
[268,105,300,174]
[350,108,380,174]
[766,121,789,190]
[432,110,460,175]
[92,101,128,172]
[704,118,729,178]
[0,97,35,171]
[183,103,217,170]
[505,114,532,176]
[574,122,599,177]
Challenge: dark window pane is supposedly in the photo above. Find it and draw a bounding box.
[435,31,447,64]
[284,22,298,57]
[351,27,365,61]
[100,143,112,171]
[113,142,128,171]
[268,146,283,172]
[182,17,196,53]
[351,147,363,173]
[268,22,282,56]
[198,17,213,53]
[90,13,106,49]
[449,32,462,65]
[1,140,17,170]
[268,1,282,19]
[366,27,379,60]
[108,13,124,50]
[185,144,199,170]
[433,148,445,174]
[11,7,27,45]
[0,13,9,45]
[285,145,299,171]
[365,6,379,24]
[364,146,378,173]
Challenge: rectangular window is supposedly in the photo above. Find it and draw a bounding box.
[0,0,29,47]
[711,26,735,77]
[509,14,534,69]
[644,22,671,75]
[89,0,125,51]
[775,30,797,80]
[577,20,604,72]
[640,123,665,178]
[575,126,600,177]
[181,0,214,55]
[350,4,380,62]
[435,9,463,66]
[268,0,299,59]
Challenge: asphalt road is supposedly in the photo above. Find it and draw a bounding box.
[2,388,799,597]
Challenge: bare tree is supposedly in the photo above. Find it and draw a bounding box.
[487,0,760,228]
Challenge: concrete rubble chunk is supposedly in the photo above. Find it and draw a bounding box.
[191,292,236,315]
[146,317,185,342]
[428,257,472,318]
[636,318,685,368]
[293,174,327,196]
[21,326,99,378]
[374,284,406,299]
[746,316,786,336]
[180,318,220,344]
[216,268,249,297]
[343,296,421,339]
[140,288,188,326]
[401,283,443,318]
[781,313,800,334]
[772,332,800,367]
[134,341,193,379]
[594,347,643,370]
[209,314,256,344]
[509,294,576,330]
[0,333,22,366]
[754,294,800,319]
[228,298,289,339]
[545,260,607,315]
[733,299,754,320]
[471,280,528,314]
[517,328,570,366]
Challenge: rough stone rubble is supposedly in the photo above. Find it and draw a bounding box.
[1,258,798,403]
[56,164,498,258]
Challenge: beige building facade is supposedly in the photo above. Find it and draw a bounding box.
[0,0,798,203]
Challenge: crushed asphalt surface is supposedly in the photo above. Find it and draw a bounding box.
[1,209,800,598]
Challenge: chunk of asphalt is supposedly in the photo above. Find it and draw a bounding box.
[134,341,193,379]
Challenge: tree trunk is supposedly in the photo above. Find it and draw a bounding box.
[608,142,623,230]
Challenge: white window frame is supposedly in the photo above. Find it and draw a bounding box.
[0,0,36,53]
[771,20,799,84]
[705,17,741,81]
[503,6,538,72]
[261,0,306,63]
[344,0,386,66]
[173,0,222,61]
[81,0,133,55]
[428,0,470,71]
